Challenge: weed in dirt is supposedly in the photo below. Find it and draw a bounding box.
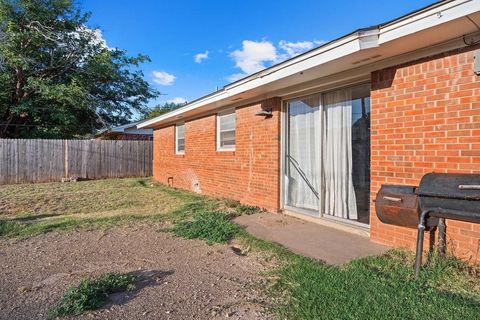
[172,211,240,244]
[235,204,260,216]
[220,199,260,217]
[222,198,242,209]
[51,272,136,317]
[0,220,24,237]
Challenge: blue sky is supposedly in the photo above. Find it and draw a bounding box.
[81,0,436,111]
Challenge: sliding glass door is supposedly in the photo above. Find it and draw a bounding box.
[284,83,371,225]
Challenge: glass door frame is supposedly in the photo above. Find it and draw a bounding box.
[280,81,371,228]
[283,92,323,218]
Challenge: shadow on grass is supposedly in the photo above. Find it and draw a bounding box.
[9,213,61,222]
[0,214,153,239]
[106,270,174,308]
[130,179,148,187]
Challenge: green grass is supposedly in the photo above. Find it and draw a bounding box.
[0,178,179,216]
[2,178,479,319]
[0,178,220,238]
[0,178,252,239]
[270,250,480,320]
[237,230,480,319]
[0,214,149,238]
[167,209,480,318]
[51,272,136,317]
[172,211,240,243]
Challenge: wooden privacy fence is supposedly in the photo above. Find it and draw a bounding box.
[0,139,153,184]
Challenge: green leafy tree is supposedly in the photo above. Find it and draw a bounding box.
[0,0,158,138]
[142,101,186,119]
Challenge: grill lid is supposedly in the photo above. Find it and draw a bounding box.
[418,173,480,201]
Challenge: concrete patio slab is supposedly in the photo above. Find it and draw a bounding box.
[234,212,389,265]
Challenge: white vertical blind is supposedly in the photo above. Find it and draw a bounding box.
[176,124,185,154]
[322,88,358,220]
[217,111,236,150]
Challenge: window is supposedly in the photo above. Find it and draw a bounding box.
[176,123,185,154]
[217,110,236,151]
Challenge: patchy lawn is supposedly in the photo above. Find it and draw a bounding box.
[1,178,479,320]
[0,178,220,238]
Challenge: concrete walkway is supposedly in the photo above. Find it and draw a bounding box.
[234,212,389,265]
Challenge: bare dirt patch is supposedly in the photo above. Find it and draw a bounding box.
[0,224,275,320]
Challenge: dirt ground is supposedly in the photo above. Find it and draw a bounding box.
[0,224,276,320]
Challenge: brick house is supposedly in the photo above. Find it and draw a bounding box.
[96,121,153,140]
[140,0,480,262]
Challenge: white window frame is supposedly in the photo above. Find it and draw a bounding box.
[216,109,236,151]
[175,123,185,155]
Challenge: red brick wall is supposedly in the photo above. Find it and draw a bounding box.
[153,98,281,212]
[370,45,480,262]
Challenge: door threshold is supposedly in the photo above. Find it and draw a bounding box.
[283,207,370,238]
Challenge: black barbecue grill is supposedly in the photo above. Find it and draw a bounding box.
[375,173,480,279]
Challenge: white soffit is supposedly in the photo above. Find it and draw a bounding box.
[140,0,480,129]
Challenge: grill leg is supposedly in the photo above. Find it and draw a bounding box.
[437,218,446,257]
[414,210,429,280]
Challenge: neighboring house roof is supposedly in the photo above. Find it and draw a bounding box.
[139,0,480,129]
[97,120,153,137]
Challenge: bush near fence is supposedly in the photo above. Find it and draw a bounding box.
[0,139,152,184]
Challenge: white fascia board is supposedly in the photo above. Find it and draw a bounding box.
[225,33,364,90]
[139,34,370,128]
[379,0,480,44]
[225,35,369,96]
[139,90,229,128]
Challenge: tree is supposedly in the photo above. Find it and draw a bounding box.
[142,101,186,119]
[0,0,158,138]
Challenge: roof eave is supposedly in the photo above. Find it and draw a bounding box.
[139,0,480,129]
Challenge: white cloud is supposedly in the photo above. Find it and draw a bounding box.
[152,71,175,86]
[168,97,187,104]
[230,40,277,74]
[194,51,209,63]
[227,39,325,82]
[278,40,324,60]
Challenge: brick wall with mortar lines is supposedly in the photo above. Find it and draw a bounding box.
[370,45,480,262]
[153,97,281,212]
